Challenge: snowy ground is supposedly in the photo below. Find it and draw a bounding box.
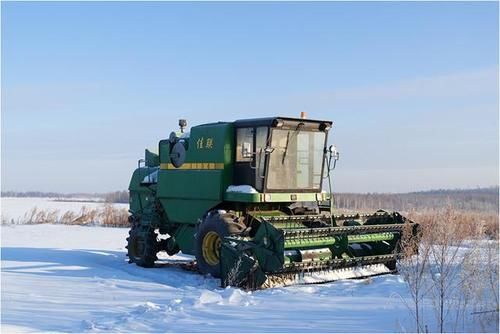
[0,224,434,333]
[1,200,497,332]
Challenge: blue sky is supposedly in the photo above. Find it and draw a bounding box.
[2,1,498,193]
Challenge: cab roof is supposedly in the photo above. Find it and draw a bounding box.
[234,116,333,129]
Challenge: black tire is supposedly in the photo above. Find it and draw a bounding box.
[386,259,397,271]
[126,226,158,268]
[195,212,245,278]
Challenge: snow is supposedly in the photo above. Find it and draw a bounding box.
[198,290,224,305]
[142,170,158,183]
[0,224,437,332]
[298,264,391,284]
[1,222,497,332]
[226,185,258,194]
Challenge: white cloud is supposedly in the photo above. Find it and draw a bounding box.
[296,67,499,109]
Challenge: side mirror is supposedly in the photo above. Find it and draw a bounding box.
[241,142,253,158]
[329,145,340,161]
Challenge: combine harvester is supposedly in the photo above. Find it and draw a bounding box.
[126,115,419,289]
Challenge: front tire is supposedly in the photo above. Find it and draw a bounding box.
[195,212,245,278]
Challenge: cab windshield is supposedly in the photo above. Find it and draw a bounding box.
[266,128,326,191]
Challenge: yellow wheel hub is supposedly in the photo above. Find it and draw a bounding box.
[202,231,222,266]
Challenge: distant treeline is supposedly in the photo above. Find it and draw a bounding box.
[2,187,498,211]
[334,186,499,213]
[1,190,130,204]
[103,191,129,203]
[1,191,101,198]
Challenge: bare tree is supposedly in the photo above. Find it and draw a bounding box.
[398,213,432,333]
[425,207,481,333]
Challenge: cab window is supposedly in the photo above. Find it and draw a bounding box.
[236,128,254,162]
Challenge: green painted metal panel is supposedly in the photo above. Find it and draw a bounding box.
[128,167,156,192]
[128,167,157,214]
[159,198,220,224]
[173,224,196,255]
[145,149,159,167]
[224,192,262,202]
[160,170,224,200]
[156,123,234,223]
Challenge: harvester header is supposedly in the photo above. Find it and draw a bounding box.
[126,116,418,288]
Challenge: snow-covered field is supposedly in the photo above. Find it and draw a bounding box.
[1,198,497,333]
[2,224,422,333]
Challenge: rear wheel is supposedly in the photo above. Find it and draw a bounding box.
[127,226,158,267]
[195,212,245,278]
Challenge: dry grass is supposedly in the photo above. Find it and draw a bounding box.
[406,209,498,240]
[224,256,244,288]
[3,204,129,227]
[399,207,499,332]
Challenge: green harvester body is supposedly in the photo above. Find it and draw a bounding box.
[127,117,418,289]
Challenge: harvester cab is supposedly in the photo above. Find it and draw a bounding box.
[127,116,418,289]
[232,118,330,194]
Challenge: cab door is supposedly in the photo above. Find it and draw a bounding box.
[234,127,268,192]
